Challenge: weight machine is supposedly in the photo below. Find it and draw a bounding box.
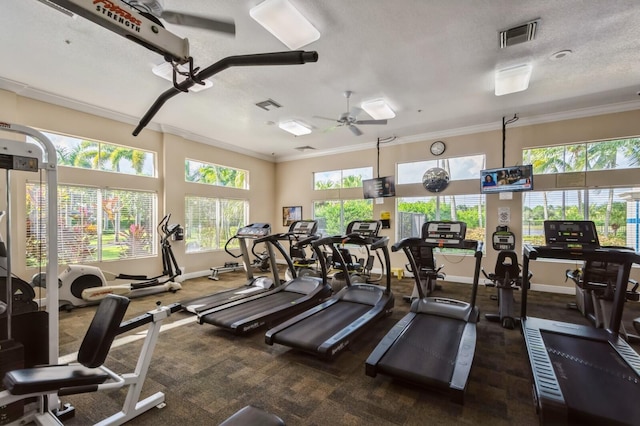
[0,122,59,421]
[39,0,318,137]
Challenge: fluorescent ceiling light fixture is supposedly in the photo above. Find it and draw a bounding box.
[495,64,532,96]
[151,62,213,93]
[360,99,396,120]
[278,120,312,136]
[250,0,320,50]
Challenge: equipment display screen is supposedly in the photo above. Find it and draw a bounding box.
[544,220,600,248]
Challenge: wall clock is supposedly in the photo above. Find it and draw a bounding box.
[430,140,446,156]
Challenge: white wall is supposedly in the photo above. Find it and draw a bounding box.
[275,109,640,289]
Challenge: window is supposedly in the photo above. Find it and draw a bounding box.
[184,196,248,253]
[313,199,373,235]
[523,138,640,174]
[185,159,249,190]
[28,131,156,177]
[26,184,157,266]
[397,155,485,184]
[314,167,373,190]
[522,188,638,249]
[397,195,486,245]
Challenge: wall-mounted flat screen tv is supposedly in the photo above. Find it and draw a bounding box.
[480,164,533,194]
[363,176,396,199]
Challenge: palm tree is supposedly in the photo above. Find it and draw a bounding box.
[587,140,620,236]
[528,146,566,221]
[108,147,147,174]
[341,174,363,188]
[74,140,112,169]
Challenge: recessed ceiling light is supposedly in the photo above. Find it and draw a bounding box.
[151,62,213,93]
[361,99,396,120]
[550,50,572,61]
[250,0,320,50]
[495,64,532,96]
[278,120,312,136]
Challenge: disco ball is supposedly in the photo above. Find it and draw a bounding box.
[422,167,450,193]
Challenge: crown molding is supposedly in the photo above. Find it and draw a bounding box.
[3,76,640,164]
[277,100,640,162]
[0,77,275,162]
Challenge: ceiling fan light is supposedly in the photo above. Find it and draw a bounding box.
[495,64,532,96]
[361,99,396,120]
[250,0,320,50]
[151,62,213,93]
[279,120,312,136]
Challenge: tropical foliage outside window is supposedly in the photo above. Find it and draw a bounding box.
[185,159,248,190]
[26,183,156,267]
[522,188,638,249]
[314,167,373,190]
[397,195,486,251]
[523,138,640,173]
[522,137,640,250]
[397,155,485,184]
[313,199,373,236]
[28,131,155,177]
[184,196,248,253]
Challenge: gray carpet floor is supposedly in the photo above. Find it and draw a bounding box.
[50,269,640,425]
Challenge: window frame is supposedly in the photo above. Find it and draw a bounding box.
[185,158,249,190]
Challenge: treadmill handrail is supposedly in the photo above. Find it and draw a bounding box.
[396,238,483,303]
[392,237,480,252]
[521,244,640,337]
[313,234,392,294]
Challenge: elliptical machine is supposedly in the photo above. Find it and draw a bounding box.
[481,226,529,329]
[34,214,183,310]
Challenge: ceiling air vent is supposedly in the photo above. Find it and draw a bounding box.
[500,20,538,48]
[255,99,282,111]
[295,146,316,152]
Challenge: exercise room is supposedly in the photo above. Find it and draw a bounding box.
[2,1,640,425]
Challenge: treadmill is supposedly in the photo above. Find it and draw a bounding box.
[521,220,640,425]
[365,221,483,404]
[265,220,394,361]
[181,223,279,314]
[197,230,331,335]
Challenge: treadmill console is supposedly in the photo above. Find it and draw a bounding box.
[346,220,381,237]
[289,220,318,236]
[422,221,467,245]
[544,220,600,248]
[236,223,271,238]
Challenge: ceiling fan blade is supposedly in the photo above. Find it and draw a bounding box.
[323,124,342,133]
[313,115,339,122]
[354,119,388,125]
[349,125,363,136]
[161,10,236,34]
[350,107,363,118]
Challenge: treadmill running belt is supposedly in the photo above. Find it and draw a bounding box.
[272,301,371,351]
[542,331,640,425]
[201,292,302,328]
[377,315,465,387]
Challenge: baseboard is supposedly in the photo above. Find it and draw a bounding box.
[214,261,577,295]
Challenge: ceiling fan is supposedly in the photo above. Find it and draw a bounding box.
[127,0,235,34]
[316,91,388,136]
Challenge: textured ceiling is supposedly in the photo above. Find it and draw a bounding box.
[2,0,640,161]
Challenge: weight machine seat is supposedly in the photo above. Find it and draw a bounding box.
[219,405,285,426]
[405,245,445,279]
[3,294,129,395]
[485,251,522,287]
